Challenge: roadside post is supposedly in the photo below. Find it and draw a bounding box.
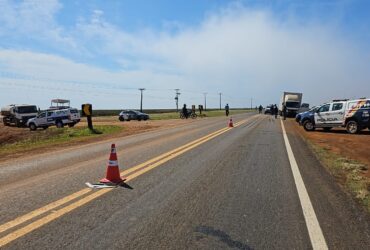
[81,104,93,130]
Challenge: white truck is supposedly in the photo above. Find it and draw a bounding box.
[1,104,39,127]
[279,92,303,117]
[301,98,370,134]
[26,108,81,130]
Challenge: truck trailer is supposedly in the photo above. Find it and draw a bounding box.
[279,92,303,117]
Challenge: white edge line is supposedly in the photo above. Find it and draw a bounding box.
[281,120,328,250]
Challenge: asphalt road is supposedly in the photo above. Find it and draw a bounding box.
[0,113,369,249]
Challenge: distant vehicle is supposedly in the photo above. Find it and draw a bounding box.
[279,92,303,117]
[27,108,80,130]
[264,105,272,114]
[298,103,310,113]
[300,98,370,134]
[119,110,149,121]
[1,104,38,127]
[180,109,197,119]
[296,106,318,123]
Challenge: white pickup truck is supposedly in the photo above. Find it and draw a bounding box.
[27,108,81,130]
[300,98,370,134]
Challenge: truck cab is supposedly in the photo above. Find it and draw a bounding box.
[301,99,370,134]
[1,104,38,127]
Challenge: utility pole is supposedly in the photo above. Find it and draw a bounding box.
[219,92,222,110]
[250,98,253,110]
[203,92,207,111]
[139,88,145,112]
[174,89,180,112]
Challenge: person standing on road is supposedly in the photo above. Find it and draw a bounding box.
[182,104,189,119]
[225,104,230,117]
[274,105,278,119]
[282,104,287,120]
[258,105,263,114]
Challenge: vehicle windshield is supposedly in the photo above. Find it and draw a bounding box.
[286,102,300,108]
[17,106,38,114]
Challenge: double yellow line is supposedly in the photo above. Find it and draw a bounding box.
[0,117,253,247]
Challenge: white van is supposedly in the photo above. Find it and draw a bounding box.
[27,108,80,130]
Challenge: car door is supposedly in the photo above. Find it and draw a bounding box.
[327,102,345,125]
[46,111,55,125]
[314,104,330,125]
[37,112,48,126]
[129,111,137,120]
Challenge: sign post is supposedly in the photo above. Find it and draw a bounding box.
[81,104,93,130]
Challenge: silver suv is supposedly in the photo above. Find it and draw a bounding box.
[27,108,81,130]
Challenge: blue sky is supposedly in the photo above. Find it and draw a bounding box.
[0,0,369,109]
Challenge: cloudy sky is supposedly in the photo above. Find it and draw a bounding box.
[0,0,369,109]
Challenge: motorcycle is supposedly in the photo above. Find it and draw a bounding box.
[180,110,197,119]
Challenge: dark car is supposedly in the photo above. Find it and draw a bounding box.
[297,106,318,125]
[119,110,149,121]
[264,105,272,114]
[295,106,317,123]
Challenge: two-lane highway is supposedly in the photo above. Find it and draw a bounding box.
[0,113,369,249]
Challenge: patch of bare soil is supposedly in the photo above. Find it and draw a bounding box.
[286,119,370,179]
[0,117,196,162]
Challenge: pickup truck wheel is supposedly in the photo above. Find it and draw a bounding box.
[303,120,315,131]
[119,116,124,122]
[56,121,64,128]
[29,123,37,131]
[42,126,48,130]
[323,127,332,132]
[68,123,75,128]
[346,120,359,134]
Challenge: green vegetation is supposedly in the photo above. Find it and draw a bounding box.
[0,125,123,156]
[310,143,370,212]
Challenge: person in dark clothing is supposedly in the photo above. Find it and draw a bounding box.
[274,105,278,119]
[258,105,263,114]
[225,104,230,116]
[182,104,189,119]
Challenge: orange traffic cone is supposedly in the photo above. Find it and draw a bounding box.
[228,118,234,127]
[100,144,125,184]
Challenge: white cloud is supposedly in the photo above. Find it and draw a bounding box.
[0,2,369,109]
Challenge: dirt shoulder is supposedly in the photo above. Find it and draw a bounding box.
[288,121,370,175]
[0,117,197,162]
[285,119,370,211]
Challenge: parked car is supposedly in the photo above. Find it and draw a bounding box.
[119,110,149,121]
[26,108,80,130]
[300,98,370,134]
[296,106,317,123]
[264,105,272,114]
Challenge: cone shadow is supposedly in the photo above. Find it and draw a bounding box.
[119,182,134,190]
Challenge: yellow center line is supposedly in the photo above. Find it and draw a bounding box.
[0,117,254,247]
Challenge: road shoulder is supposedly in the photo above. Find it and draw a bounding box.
[283,119,370,249]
